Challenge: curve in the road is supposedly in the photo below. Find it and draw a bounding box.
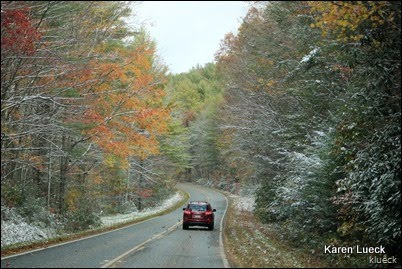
[107,183,229,268]
[1,183,229,268]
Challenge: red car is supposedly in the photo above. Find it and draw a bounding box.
[182,201,216,230]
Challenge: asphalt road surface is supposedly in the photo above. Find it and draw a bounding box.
[1,183,229,268]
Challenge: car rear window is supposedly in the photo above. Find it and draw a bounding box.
[189,204,207,211]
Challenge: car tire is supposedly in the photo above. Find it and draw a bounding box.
[183,223,189,230]
[208,223,214,230]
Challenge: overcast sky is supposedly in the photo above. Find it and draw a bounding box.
[129,1,249,74]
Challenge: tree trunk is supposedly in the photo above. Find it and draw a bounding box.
[58,135,69,214]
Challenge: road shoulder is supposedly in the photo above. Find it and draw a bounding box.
[222,193,329,268]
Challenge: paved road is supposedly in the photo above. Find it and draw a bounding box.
[1,183,229,268]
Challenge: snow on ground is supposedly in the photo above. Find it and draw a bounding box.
[101,192,183,226]
[1,192,184,248]
[1,207,58,248]
[230,194,255,212]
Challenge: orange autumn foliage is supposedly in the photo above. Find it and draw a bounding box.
[80,41,170,160]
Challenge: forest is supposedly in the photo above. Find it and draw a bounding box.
[1,1,400,266]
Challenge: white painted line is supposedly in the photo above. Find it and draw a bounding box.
[101,221,182,268]
[198,188,211,202]
[219,192,230,268]
[1,194,187,260]
[183,183,231,268]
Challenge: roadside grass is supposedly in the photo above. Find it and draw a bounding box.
[1,189,189,258]
[223,195,330,268]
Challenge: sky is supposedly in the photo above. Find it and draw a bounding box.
[128,1,249,74]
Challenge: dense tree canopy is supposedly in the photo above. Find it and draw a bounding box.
[1,2,400,266]
[1,1,172,229]
[213,1,401,263]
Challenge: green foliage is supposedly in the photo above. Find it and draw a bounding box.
[188,97,223,177]
[164,63,224,180]
[167,63,223,115]
[1,184,25,207]
[65,207,101,233]
[160,119,192,170]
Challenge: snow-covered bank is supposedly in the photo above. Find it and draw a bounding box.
[1,192,184,248]
[1,206,58,248]
[229,194,255,212]
[101,192,184,226]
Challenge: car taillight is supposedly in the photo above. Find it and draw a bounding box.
[184,210,192,215]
